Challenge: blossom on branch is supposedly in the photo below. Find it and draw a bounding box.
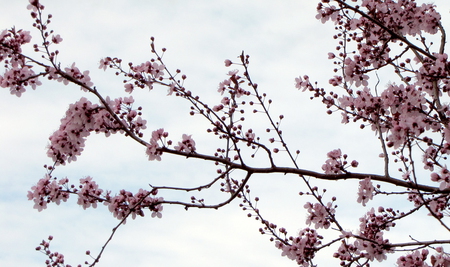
[275,228,323,266]
[357,177,374,206]
[27,174,69,211]
[174,134,196,153]
[304,201,335,229]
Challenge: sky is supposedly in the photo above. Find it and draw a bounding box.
[1,0,450,266]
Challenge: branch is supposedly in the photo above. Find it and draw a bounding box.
[159,147,446,193]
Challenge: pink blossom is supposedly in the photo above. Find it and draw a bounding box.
[99,57,112,71]
[357,177,374,206]
[430,168,450,190]
[174,134,196,153]
[77,176,103,210]
[167,82,176,96]
[27,0,43,12]
[51,34,63,44]
[354,207,394,262]
[217,79,230,95]
[227,69,239,76]
[304,202,334,229]
[27,174,70,211]
[145,129,167,161]
[315,5,338,24]
[0,66,42,96]
[212,104,224,112]
[151,128,167,143]
[322,149,344,174]
[47,96,146,165]
[244,129,256,143]
[327,149,341,159]
[60,63,94,90]
[275,228,322,266]
[106,189,163,221]
[146,140,162,161]
[295,75,310,91]
[151,198,164,218]
[430,248,450,266]
[396,249,430,267]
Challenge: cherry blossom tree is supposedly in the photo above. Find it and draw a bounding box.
[2,0,450,266]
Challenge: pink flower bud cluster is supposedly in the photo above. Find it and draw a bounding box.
[47,96,146,165]
[357,177,374,206]
[36,235,78,267]
[58,62,93,91]
[126,61,165,92]
[145,128,196,161]
[107,188,163,221]
[304,201,335,229]
[428,196,448,219]
[27,174,70,212]
[431,169,450,191]
[275,228,323,266]
[356,207,394,262]
[396,247,450,267]
[0,28,42,96]
[99,56,166,93]
[77,176,103,210]
[27,0,44,13]
[333,207,395,264]
[217,69,249,97]
[174,134,196,153]
[405,186,450,220]
[416,53,450,96]
[28,175,163,221]
[337,83,432,148]
[322,149,358,174]
[317,0,440,37]
[294,75,311,92]
[146,128,167,161]
[396,249,429,267]
[360,0,440,36]
[307,2,450,192]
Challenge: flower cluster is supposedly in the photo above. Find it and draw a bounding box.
[11,0,450,265]
[304,201,335,229]
[336,83,434,149]
[106,189,163,221]
[35,235,78,267]
[360,0,440,36]
[357,177,374,206]
[356,207,394,262]
[58,62,93,91]
[396,249,429,267]
[28,175,163,222]
[217,69,249,97]
[0,28,42,96]
[174,134,196,153]
[322,149,344,174]
[275,228,323,266]
[77,176,103,210]
[126,61,165,92]
[47,96,146,165]
[27,174,70,212]
[428,196,448,219]
[146,128,168,161]
[333,207,396,264]
[431,168,450,191]
[322,149,358,174]
[396,247,450,267]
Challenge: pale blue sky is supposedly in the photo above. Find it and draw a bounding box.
[1,1,450,266]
